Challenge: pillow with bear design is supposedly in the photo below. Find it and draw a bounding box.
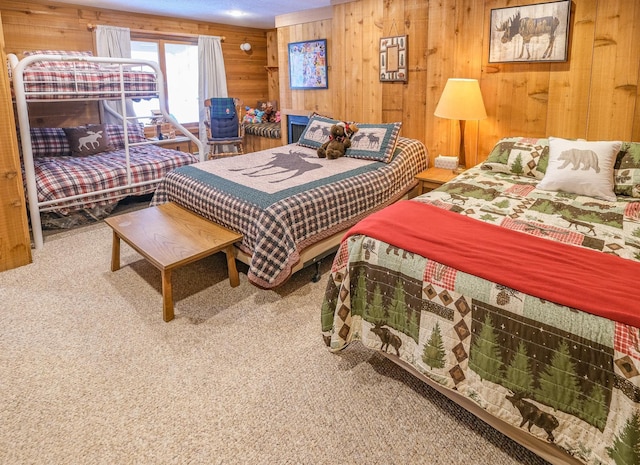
[537,137,622,202]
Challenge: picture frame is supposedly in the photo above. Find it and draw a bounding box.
[288,39,328,90]
[380,35,408,82]
[489,0,571,63]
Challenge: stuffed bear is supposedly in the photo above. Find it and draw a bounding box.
[262,103,277,123]
[317,122,359,159]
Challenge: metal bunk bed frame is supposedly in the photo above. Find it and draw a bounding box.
[9,53,205,249]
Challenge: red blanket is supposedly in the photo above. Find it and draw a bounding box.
[345,200,640,328]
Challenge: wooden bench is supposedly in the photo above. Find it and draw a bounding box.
[243,122,283,153]
[104,202,243,322]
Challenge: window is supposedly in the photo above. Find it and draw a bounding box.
[131,38,199,125]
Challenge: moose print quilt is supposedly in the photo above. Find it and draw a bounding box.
[151,138,428,288]
[322,164,640,465]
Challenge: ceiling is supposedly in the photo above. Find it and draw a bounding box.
[46,0,331,29]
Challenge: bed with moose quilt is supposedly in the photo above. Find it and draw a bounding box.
[151,133,428,289]
[322,136,640,465]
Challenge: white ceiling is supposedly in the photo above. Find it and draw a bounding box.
[46,0,331,29]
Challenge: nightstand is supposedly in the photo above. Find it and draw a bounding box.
[415,167,458,195]
[151,136,193,153]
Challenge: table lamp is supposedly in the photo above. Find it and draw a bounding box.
[434,78,487,173]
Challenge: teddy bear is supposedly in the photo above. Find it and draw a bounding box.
[262,102,277,123]
[317,122,359,159]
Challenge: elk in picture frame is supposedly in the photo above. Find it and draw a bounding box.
[489,0,571,63]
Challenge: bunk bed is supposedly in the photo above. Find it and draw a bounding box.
[8,51,205,249]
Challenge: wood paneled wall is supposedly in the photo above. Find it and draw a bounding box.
[277,0,640,166]
[0,13,31,271]
[1,0,273,126]
[3,0,639,160]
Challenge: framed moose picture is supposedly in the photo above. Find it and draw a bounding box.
[489,0,571,63]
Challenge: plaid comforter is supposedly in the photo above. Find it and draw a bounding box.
[27,146,198,214]
[18,68,158,100]
[151,138,429,288]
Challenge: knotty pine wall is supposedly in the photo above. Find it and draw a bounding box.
[1,0,273,127]
[5,0,638,166]
[278,0,640,167]
[0,12,31,271]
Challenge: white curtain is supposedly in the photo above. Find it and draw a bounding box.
[198,35,228,148]
[95,25,135,124]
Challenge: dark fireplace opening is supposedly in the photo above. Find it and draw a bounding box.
[288,115,310,144]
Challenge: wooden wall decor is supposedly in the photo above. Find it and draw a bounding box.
[379,35,407,82]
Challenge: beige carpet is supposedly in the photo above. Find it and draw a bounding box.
[0,221,549,464]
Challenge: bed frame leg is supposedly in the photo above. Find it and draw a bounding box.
[311,261,322,283]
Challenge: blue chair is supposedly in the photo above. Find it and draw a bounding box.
[205,97,244,158]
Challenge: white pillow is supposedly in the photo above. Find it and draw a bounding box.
[537,137,622,202]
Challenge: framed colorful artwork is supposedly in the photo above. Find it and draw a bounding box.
[489,0,571,63]
[380,35,407,82]
[288,39,328,90]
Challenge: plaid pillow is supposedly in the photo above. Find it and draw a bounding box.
[28,127,71,158]
[105,123,147,149]
[22,50,99,71]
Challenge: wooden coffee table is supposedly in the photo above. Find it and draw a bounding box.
[104,202,243,322]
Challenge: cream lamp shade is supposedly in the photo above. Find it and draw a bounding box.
[434,78,487,172]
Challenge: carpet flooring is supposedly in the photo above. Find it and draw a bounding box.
[0,221,550,464]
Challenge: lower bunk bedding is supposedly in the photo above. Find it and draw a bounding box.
[322,152,640,464]
[23,124,199,228]
[151,137,428,289]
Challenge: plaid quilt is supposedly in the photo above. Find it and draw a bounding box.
[18,68,157,100]
[26,146,198,214]
[151,138,429,288]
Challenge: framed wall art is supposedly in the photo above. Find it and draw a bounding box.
[489,0,571,63]
[288,39,328,90]
[380,35,407,82]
